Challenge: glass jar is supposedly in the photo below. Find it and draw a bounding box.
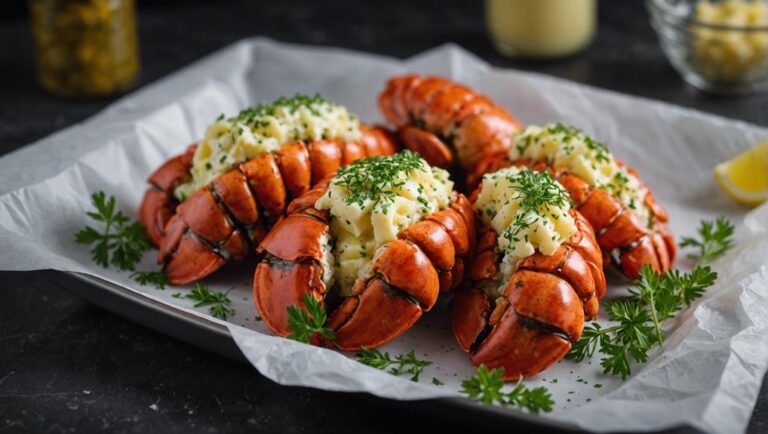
[486,0,597,59]
[29,0,140,97]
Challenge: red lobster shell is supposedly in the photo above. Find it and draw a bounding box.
[472,156,676,280]
[378,75,522,172]
[138,125,398,285]
[253,180,476,350]
[453,194,605,380]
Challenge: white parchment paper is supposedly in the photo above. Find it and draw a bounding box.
[1,38,767,433]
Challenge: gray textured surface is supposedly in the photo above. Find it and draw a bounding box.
[0,1,766,432]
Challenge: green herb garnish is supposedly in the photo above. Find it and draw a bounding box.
[509,168,571,212]
[496,169,572,245]
[286,293,335,344]
[333,150,426,211]
[130,271,167,289]
[567,264,717,379]
[461,365,554,414]
[544,123,611,163]
[680,217,735,265]
[185,282,234,320]
[232,93,331,126]
[75,191,150,271]
[356,348,432,382]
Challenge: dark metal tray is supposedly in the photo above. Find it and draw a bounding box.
[54,271,693,433]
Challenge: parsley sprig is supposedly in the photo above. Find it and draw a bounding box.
[75,191,150,271]
[567,264,717,379]
[286,293,335,344]
[680,217,735,265]
[356,348,432,382]
[185,282,235,320]
[461,365,554,414]
[130,271,167,289]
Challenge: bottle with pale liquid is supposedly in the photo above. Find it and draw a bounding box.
[486,0,597,59]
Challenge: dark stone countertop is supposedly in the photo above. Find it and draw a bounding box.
[1,1,766,432]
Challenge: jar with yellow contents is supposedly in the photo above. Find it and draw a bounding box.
[29,0,140,97]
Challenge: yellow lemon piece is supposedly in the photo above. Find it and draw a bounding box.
[714,142,768,206]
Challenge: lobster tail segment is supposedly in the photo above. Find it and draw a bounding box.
[378,75,522,174]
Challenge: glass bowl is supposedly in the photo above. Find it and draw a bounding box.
[647,0,768,95]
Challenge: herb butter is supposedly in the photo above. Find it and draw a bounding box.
[315,151,453,294]
[474,167,576,292]
[175,94,361,200]
[508,123,651,226]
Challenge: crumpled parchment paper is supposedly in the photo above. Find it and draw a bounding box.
[0,38,767,434]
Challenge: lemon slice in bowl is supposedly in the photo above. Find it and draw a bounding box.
[714,142,768,206]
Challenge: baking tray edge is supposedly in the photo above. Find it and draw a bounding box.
[51,270,686,433]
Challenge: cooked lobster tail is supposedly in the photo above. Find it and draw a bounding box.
[141,125,398,285]
[453,209,604,380]
[253,187,476,351]
[378,75,522,172]
[470,153,676,279]
[139,144,196,245]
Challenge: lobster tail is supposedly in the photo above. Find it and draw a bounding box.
[253,176,475,350]
[139,144,196,245]
[453,220,604,379]
[142,126,398,285]
[378,75,522,173]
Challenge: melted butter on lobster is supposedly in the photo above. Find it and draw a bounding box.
[509,124,652,227]
[472,123,676,279]
[139,94,397,285]
[254,151,475,350]
[315,151,454,294]
[176,94,362,200]
[453,167,606,380]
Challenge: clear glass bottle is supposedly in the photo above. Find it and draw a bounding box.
[29,0,140,97]
[486,0,597,59]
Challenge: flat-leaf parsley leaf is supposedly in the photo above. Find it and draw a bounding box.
[185,282,235,320]
[567,264,717,379]
[356,348,432,382]
[461,365,554,414]
[680,217,735,265]
[75,191,150,271]
[286,293,335,343]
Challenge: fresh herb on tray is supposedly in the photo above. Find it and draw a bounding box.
[286,293,335,343]
[567,264,717,379]
[130,271,167,289]
[185,282,235,320]
[356,348,432,382]
[461,365,554,414]
[680,217,735,265]
[75,191,150,271]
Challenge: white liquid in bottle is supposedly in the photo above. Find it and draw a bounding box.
[486,0,597,58]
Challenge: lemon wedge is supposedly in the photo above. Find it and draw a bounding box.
[714,142,768,206]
